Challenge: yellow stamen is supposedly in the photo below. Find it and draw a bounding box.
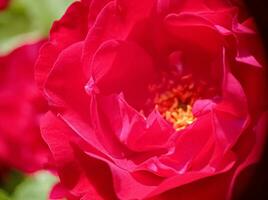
[155,88,196,131]
[149,74,199,131]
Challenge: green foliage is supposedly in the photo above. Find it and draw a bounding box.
[0,0,73,54]
[0,171,58,200]
[0,190,11,200]
[12,171,58,200]
[0,171,24,195]
[0,1,70,198]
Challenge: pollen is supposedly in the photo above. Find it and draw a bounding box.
[148,74,199,131]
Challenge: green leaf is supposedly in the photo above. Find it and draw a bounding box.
[0,190,11,200]
[0,0,73,54]
[11,171,58,200]
[0,170,25,195]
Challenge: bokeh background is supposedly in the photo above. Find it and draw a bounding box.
[0,0,72,54]
[0,1,72,199]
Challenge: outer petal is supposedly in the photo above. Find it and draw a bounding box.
[82,0,156,75]
[41,112,117,200]
[36,1,89,89]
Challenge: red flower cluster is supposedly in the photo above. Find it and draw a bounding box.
[0,41,50,172]
[15,0,267,199]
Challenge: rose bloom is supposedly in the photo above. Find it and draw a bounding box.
[36,0,267,199]
[0,41,50,173]
[0,0,9,10]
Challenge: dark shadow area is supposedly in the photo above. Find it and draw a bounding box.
[236,0,268,200]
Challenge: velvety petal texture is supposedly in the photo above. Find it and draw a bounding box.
[36,0,267,199]
[0,41,50,172]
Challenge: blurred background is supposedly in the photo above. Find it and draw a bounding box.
[0,1,72,200]
[238,1,268,199]
[0,0,72,54]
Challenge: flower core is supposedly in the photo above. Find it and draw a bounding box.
[148,74,199,131]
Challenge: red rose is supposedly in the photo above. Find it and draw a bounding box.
[36,0,267,199]
[0,41,50,172]
[0,0,9,10]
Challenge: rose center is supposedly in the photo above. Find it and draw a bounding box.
[146,74,200,131]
